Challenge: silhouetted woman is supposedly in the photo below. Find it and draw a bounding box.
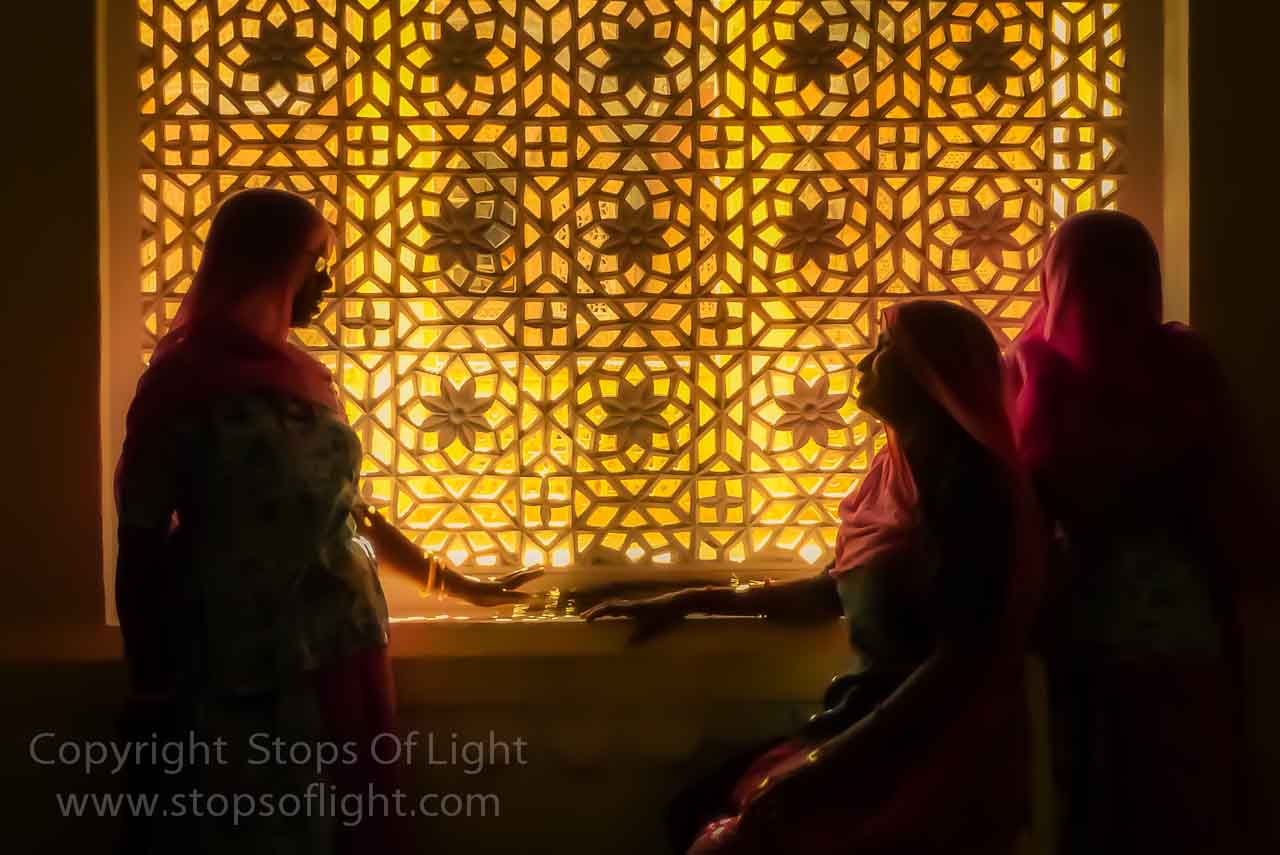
[1007,210,1257,852]
[587,300,1045,855]
[113,188,538,854]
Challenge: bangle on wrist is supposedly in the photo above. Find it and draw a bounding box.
[434,565,448,600]
[420,556,439,599]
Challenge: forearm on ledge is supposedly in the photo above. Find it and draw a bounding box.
[680,572,841,622]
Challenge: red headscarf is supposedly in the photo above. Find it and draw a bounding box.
[1009,207,1271,618]
[834,300,1045,640]
[114,188,341,507]
[1007,210,1228,477]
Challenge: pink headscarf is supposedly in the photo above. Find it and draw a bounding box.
[699,302,1047,855]
[115,189,340,506]
[1008,210,1222,477]
[1008,209,1271,619]
[835,300,1045,639]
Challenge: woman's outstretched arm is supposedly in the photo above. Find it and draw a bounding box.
[352,503,543,605]
[670,572,844,620]
[580,569,843,642]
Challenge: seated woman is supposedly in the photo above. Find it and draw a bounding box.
[585,300,1045,855]
[114,188,540,855]
[1007,210,1258,852]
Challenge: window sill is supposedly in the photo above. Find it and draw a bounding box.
[7,569,850,703]
[2,617,851,709]
[380,564,825,625]
[2,614,852,670]
[378,564,849,670]
[387,612,847,657]
[387,615,851,706]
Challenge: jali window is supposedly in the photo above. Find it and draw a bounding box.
[132,0,1126,576]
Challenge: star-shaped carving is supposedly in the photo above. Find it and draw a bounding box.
[599,205,668,273]
[599,380,668,450]
[424,201,493,272]
[243,21,313,93]
[604,20,669,92]
[956,28,1020,94]
[952,204,1022,266]
[778,24,845,91]
[775,375,847,448]
[423,23,492,92]
[777,201,845,269]
[417,378,490,451]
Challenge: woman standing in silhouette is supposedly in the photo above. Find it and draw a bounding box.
[114,188,539,854]
[1007,210,1258,852]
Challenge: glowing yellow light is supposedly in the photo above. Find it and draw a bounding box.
[136,0,1125,584]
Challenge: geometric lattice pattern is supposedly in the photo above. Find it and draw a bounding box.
[137,0,1125,572]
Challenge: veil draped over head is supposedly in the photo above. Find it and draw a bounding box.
[697,301,1048,855]
[834,300,1046,640]
[114,188,341,507]
[1007,209,1226,476]
[1008,207,1271,629]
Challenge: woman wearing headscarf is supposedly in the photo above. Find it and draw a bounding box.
[1007,210,1259,851]
[113,188,539,854]
[586,300,1046,855]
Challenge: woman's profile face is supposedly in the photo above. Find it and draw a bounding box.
[855,331,926,427]
[289,236,334,328]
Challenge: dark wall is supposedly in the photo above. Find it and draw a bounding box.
[0,1,103,630]
[1189,2,1280,486]
[0,4,106,850]
[1189,0,1280,842]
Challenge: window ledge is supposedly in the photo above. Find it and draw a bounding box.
[387,613,847,658]
[3,617,852,707]
[387,616,852,707]
[379,566,850,663]
[7,557,850,702]
[3,615,850,663]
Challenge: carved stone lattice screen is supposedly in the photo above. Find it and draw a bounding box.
[136,0,1125,575]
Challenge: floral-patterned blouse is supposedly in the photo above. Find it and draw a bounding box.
[116,389,389,696]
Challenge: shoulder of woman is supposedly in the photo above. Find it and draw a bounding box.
[1011,336,1074,386]
[1163,324,1229,393]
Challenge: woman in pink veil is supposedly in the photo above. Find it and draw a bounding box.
[1007,210,1259,851]
[588,300,1046,854]
[114,188,538,854]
